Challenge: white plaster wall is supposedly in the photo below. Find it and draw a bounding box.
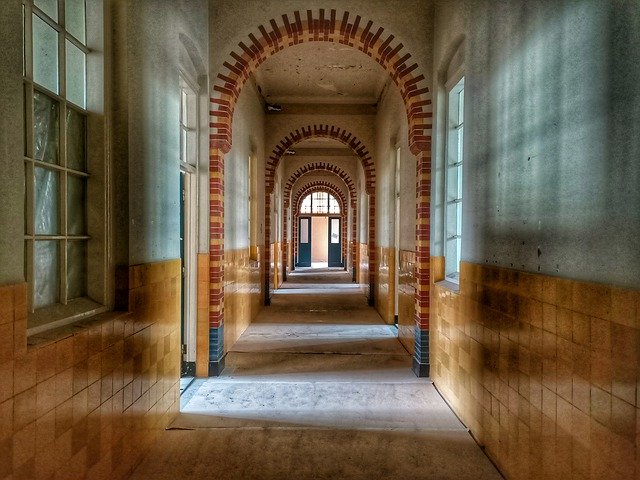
[357,161,369,242]
[374,83,416,250]
[225,81,266,250]
[431,0,465,258]
[0,0,24,284]
[115,0,209,265]
[434,0,640,288]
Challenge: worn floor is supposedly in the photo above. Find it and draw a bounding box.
[128,269,503,480]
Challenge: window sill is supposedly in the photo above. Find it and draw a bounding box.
[27,309,130,351]
[27,297,109,337]
[435,279,460,294]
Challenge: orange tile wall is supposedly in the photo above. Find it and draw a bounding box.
[223,248,262,354]
[431,259,639,480]
[0,259,181,480]
[358,243,369,298]
[376,247,395,324]
[398,249,416,354]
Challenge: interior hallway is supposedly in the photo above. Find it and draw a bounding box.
[129,269,502,480]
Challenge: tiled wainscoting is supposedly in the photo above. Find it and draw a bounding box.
[431,259,639,480]
[358,243,369,298]
[376,247,395,324]
[223,248,262,355]
[398,250,416,354]
[0,259,181,480]
[196,254,210,377]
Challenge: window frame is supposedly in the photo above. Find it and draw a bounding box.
[299,191,341,215]
[443,72,465,284]
[23,0,108,335]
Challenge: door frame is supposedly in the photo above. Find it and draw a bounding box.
[180,164,197,377]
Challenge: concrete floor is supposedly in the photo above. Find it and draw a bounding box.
[129,269,503,480]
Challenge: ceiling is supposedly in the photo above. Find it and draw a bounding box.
[253,42,388,105]
[295,138,348,149]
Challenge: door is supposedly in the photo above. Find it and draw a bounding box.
[298,216,311,267]
[328,216,342,267]
[180,169,196,377]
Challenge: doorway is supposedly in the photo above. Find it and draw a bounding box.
[180,168,197,378]
[297,215,343,268]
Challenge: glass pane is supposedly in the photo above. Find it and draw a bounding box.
[300,218,309,244]
[187,130,197,165]
[331,218,339,243]
[180,128,186,162]
[329,195,340,213]
[445,203,458,239]
[301,195,311,214]
[35,167,59,234]
[65,0,85,43]
[180,90,188,124]
[67,174,86,234]
[23,85,27,156]
[22,5,25,76]
[34,0,58,21]
[32,13,59,93]
[34,240,59,308]
[66,108,86,171]
[33,91,60,164]
[65,40,85,107]
[67,241,87,299]
[446,165,459,201]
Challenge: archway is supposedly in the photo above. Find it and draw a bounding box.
[284,164,357,280]
[292,182,349,272]
[263,126,375,307]
[207,9,432,377]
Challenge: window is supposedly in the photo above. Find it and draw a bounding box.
[299,192,340,214]
[180,81,197,167]
[444,76,464,282]
[23,0,105,332]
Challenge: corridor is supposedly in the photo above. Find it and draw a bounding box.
[129,269,502,480]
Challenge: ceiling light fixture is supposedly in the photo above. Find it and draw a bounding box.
[266,102,282,112]
[285,149,296,155]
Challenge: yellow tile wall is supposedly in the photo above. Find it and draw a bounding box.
[398,249,416,354]
[431,259,640,480]
[358,243,369,298]
[223,248,262,354]
[196,254,210,377]
[376,247,395,325]
[0,259,181,480]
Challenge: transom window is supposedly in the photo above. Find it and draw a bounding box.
[22,0,101,328]
[300,191,340,214]
[444,76,464,282]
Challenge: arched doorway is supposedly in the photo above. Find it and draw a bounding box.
[207,9,432,377]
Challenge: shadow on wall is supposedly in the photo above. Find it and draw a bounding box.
[467,1,640,289]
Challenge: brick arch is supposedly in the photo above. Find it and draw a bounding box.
[283,170,356,282]
[263,128,377,307]
[291,182,350,275]
[208,9,433,377]
[284,163,356,210]
[210,9,432,155]
[268,125,374,195]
